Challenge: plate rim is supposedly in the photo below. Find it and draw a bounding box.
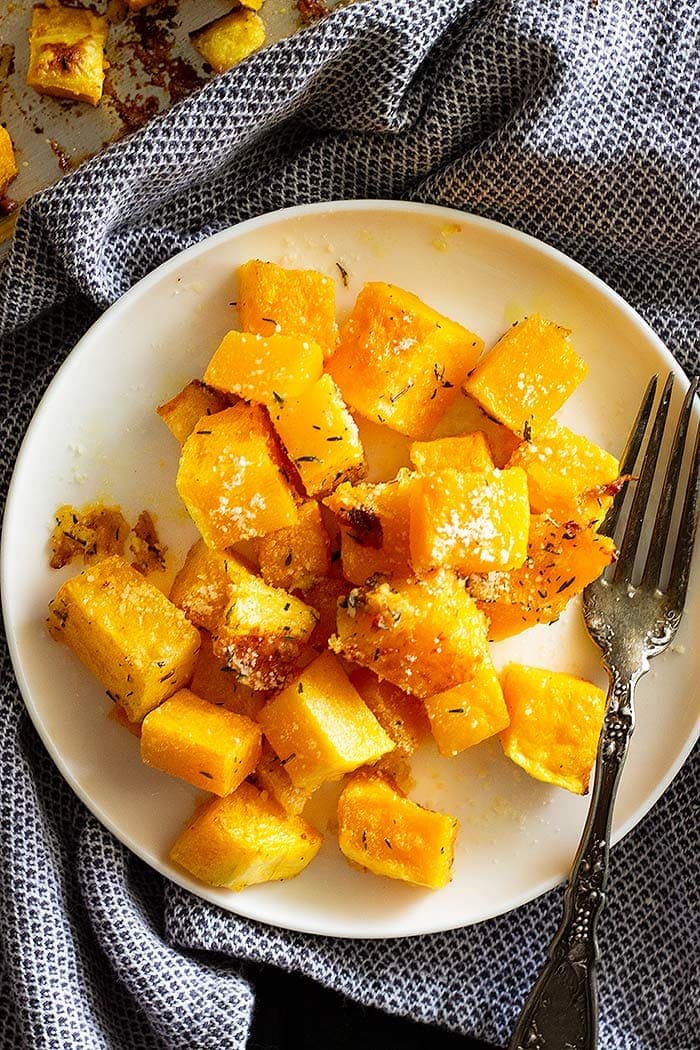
[2,198,698,939]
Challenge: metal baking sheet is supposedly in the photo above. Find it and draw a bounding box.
[0,0,343,245]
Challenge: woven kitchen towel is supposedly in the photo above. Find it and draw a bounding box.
[1,1,698,1047]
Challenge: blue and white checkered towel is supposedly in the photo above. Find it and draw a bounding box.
[1,2,698,1047]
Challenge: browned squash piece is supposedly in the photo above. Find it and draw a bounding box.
[190,9,265,73]
[329,282,483,439]
[304,576,351,650]
[189,630,264,719]
[463,315,588,437]
[211,554,318,691]
[500,664,606,794]
[169,539,232,633]
[409,431,494,474]
[424,657,509,756]
[409,467,530,575]
[0,126,18,196]
[269,374,366,497]
[324,468,417,585]
[257,500,331,592]
[27,3,108,106]
[48,556,200,722]
[204,330,323,404]
[251,740,311,815]
[157,380,230,443]
[141,687,261,796]
[237,259,338,358]
[350,668,430,755]
[337,773,458,889]
[468,516,616,640]
[49,502,129,569]
[170,781,322,889]
[258,651,395,792]
[330,571,490,698]
[176,402,299,549]
[506,419,620,519]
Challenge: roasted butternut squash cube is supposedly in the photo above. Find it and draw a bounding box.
[176,402,298,549]
[49,502,128,569]
[269,374,366,497]
[424,659,509,756]
[410,467,530,575]
[409,432,494,474]
[468,516,616,640]
[189,629,264,718]
[0,126,18,195]
[431,391,522,468]
[170,539,232,633]
[257,500,330,591]
[337,774,458,889]
[204,330,323,405]
[324,468,417,585]
[464,315,588,437]
[506,419,620,519]
[211,555,318,690]
[252,741,310,815]
[141,688,261,795]
[328,282,483,439]
[157,380,230,443]
[350,668,429,755]
[258,652,395,792]
[305,576,351,650]
[500,664,606,794]
[330,572,490,698]
[237,259,338,357]
[27,3,108,106]
[190,10,265,74]
[48,556,200,722]
[170,781,322,889]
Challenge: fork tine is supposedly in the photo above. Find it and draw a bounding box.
[642,378,699,589]
[598,374,658,542]
[668,407,700,609]
[613,372,675,584]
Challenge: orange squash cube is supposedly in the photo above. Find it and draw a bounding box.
[211,555,318,690]
[424,659,509,756]
[47,556,200,723]
[238,259,338,358]
[0,126,18,196]
[27,3,108,106]
[409,467,530,575]
[464,315,588,437]
[409,432,494,474]
[190,9,265,73]
[204,330,323,404]
[257,500,330,591]
[330,572,490,698]
[500,664,606,794]
[157,380,230,443]
[141,688,262,796]
[337,774,458,889]
[170,781,322,889]
[431,391,522,468]
[176,402,298,549]
[258,652,395,792]
[169,539,232,633]
[269,373,366,497]
[252,740,310,815]
[350,668,430,755]
[189,630,264,719]
[324,468,417,585]
[329,282,483,439]
[468,516,616,640]
[506,420,620,518]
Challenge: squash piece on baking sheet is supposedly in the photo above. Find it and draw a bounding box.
[337,773,458,889]
[170,782,322,890]
[190,9,265,74]
[329,282,483,439]
[500,664,605,794]
[27,3,108,106]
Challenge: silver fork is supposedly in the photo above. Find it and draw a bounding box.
[509,372,700,1050]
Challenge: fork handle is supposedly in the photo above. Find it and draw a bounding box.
[508,670,639,1050]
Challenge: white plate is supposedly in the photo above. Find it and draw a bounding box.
[2,201,698,940]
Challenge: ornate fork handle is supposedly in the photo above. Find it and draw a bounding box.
[509,669,641,1050]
